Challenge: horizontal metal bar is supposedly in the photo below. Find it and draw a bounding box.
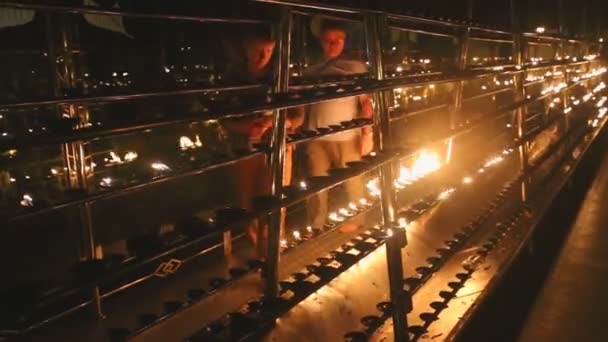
[252,0,360,14]
[0,1,266,24]
[523,32,585,44]
[4,151,264,222]
[0,60,592,153]
[469,36,515,44]
[0,84,265,109]
[2,69,600,223]
[388,24,456,39]
[389,103,450,122]
[463,86,514,103]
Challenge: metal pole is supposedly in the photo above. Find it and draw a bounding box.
[264,8,292,300]
[510,0,529,203]
[447,0,473,164]
[365,13,409,342]
[56,12,104,319]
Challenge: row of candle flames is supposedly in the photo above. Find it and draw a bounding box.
[8,67,608,211]
[281,79,608,248]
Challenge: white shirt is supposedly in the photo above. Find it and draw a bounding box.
[305,59,368,141]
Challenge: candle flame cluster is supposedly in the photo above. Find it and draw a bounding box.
[179,135,203,151]
[104,150,138,166]
[394,149,441,189]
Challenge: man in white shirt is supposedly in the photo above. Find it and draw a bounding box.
[305,21,374,230]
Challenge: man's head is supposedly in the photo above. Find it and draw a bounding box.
[243,30,276,74]
[320,21,347,59]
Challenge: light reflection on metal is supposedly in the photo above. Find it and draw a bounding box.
[366,178,381,197]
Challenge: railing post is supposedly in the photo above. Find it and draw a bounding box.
[365,13,409,342]
[49,12,105,319]
[447,0,473,164]
[510,0,529,203]
[264,7,292,300]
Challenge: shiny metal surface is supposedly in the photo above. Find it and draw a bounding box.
[0,1,266,23]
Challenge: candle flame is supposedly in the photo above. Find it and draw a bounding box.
[329,212,345,222]
[151,162,171,171]
[20,194,33,207]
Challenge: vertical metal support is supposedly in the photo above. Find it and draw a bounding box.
[447,0,473,164]
[52,12,104,319]
[557,0,571,133]
[264,8,292,300]
[365,14,409,342]
[510,0,529,203]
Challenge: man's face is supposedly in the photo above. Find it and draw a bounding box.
[245,39,276,72]
[320,29,346,59]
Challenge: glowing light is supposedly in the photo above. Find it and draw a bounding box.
[564,107,572,114]
[398,218,408,228]
[484,156,504,168]
[280,239,288,248]
[179,136,195,150]
[329,212,345,222]
[20,194,34,207]
[50,168,59,176]
[100,177,113,187]
[10,177,16,183]
[396,66,403,72]
[366,178,381,197]
[387,228,394,237]
[306,226,313,233]
[412,95,422,101]
[339,208,353,217]
[124,151,138,162]
[349,202,358,211]
[105,151,122,165]
[299,181,307,190]
[293,230,301,240]
[463,176,473,184]
[600,38,604,43]
[359,198,370,206]
[396,149,441,186]
[438,188,455,201]
[151,162,171,171]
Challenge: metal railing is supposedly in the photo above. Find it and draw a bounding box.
[0,0,604,341]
